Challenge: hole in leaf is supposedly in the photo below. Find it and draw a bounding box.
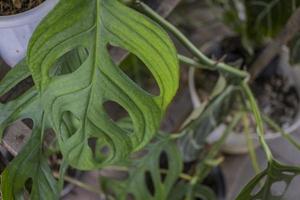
[108,44,160,96]
[144,171,155,196]
[89,137,112,162]
[107,43,129,64]
[103,101,129,122]
[283,171,295,176]
[271,181,287,196]
[60,111,81,141]
[250,176,267,196]
[0,76,34,103]
[159,151,169,182]
[88,137,97,156]
[2,119,32,156]
[282,175,300,200]
[22,118,34,129]
[130,149,149,159]
[100,168,129,181]
[24,178,33,194]
[43,128,57,151]
[49,47,88,77]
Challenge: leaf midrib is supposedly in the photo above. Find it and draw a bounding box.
[82,0,101,141]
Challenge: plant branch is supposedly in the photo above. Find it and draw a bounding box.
[249,7,300,80]
[53,172,103,196]
[133,0,275,169]
[241,82,273,161]
[102,165,194,182]
[135,2,249,79]
[243,113,260,174]
[160,169,194,181]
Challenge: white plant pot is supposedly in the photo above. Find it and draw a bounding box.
[0,0,59,67]
[189,47,300,154]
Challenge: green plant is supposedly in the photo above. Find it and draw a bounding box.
[208,0,300,49]
[1,0,300,200]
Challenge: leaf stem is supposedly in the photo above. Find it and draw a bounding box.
[133,0,275,171]
[243,113,261,174]
[101,166,194,182]
[53,172,103,196]
[241,82,273,162]
[136,2,249,79]
[160,169,194,181]
[178,55,210,70]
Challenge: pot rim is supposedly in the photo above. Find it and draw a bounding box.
[0,0,58,28]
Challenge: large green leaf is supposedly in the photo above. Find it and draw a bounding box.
[27,0,179,170]
[236,160,300,200]
[102,134,182,200]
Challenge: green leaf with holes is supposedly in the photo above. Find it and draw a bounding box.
[0,62,58,199]
[27,0,179,170]
[101,134,182,200]
[236,160,300,200]
[0,90,58,200]
[0,61,37,138]
[1,120,59,200]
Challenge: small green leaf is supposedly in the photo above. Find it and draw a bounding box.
[0,88,58,199]
[102,134,182,200]
[1,122,59,200]
[27,0,179,170]
[0,89,39,138]
[236,160,300,200]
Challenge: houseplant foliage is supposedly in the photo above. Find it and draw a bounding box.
[27,0,179,170]
[209,0,300,41]
[1,0,300,200]
[0,0,179,199]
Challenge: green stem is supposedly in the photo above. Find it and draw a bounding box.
[178,54,211,70]
[241,82,273,162]
[53,172,103,196]
[243,113,260,174]
[137,2,249,79]
[102,166,194,182]
[133,0,275,171]
[160,169,194,181]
